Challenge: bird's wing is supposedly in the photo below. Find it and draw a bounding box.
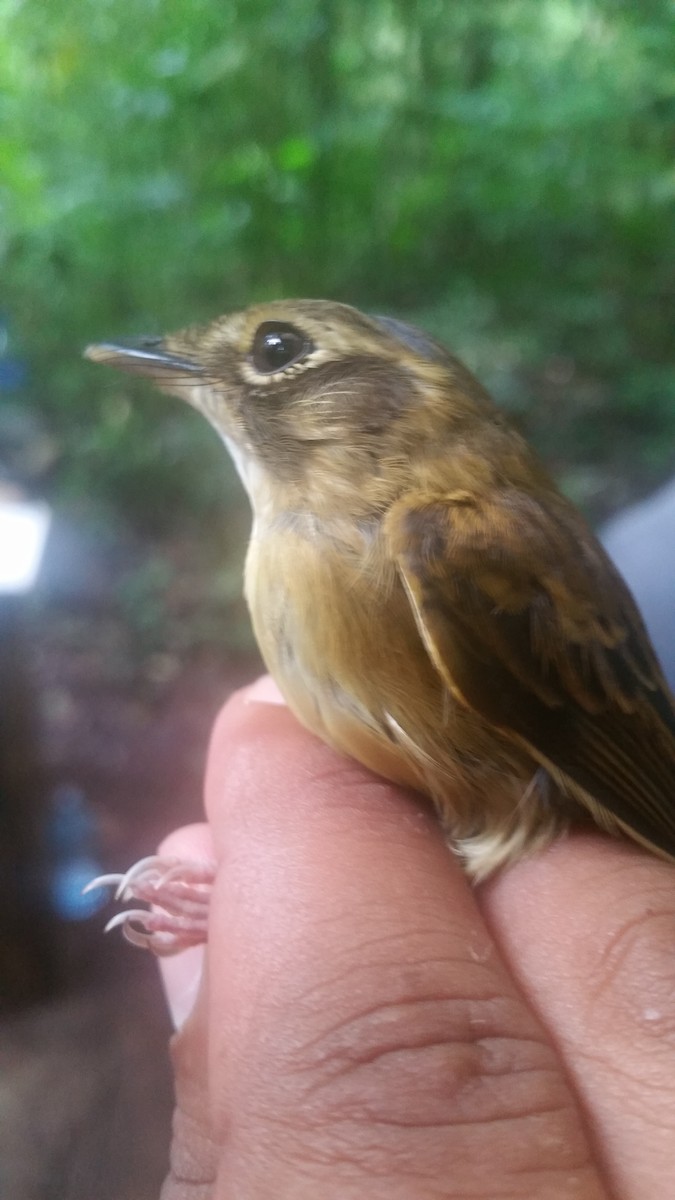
[385,486,675,859]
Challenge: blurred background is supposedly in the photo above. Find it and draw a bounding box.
[1,0,673,1196]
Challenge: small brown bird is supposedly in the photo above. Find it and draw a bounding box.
[85,300,675,953]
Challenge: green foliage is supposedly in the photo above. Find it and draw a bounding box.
[1,0,674,523]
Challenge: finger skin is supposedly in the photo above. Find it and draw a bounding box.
[158,823,212,1029]
[161,688,607,1200]
[484,836,675,1200]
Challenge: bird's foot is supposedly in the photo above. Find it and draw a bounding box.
[84,855,215,956]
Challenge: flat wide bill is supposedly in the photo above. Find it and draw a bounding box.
[84,338,203,380]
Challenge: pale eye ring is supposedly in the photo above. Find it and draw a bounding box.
[250,322,312,374]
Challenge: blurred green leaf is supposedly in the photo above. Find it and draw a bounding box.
[0,0,672,534]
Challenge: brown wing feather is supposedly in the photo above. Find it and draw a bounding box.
[386,486,675,859]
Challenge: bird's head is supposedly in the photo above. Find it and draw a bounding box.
[85,299,497,518]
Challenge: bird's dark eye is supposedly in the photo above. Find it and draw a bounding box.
[250,322,312,374]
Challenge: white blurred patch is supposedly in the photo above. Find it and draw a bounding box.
[0,499,51,593]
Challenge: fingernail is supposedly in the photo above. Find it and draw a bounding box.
[244,675,286,705]
[160,945,205,1029]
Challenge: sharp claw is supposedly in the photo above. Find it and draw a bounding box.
[82,873,126,894]
[104,909,152,934]
[113,856,214,898]
[91,854,215,955]
[114,855,178,899]
[105,912,163,953]
[104,907,208,956]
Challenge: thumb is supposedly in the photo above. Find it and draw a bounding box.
[161,682,606,1200]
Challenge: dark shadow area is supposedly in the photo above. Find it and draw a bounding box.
[0,513,258,1199]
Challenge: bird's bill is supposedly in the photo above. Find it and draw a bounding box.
[84,338,203,380]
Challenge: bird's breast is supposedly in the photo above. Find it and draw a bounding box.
[244,514,446,790]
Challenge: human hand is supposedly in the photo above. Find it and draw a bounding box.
[159,678,675,1199]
